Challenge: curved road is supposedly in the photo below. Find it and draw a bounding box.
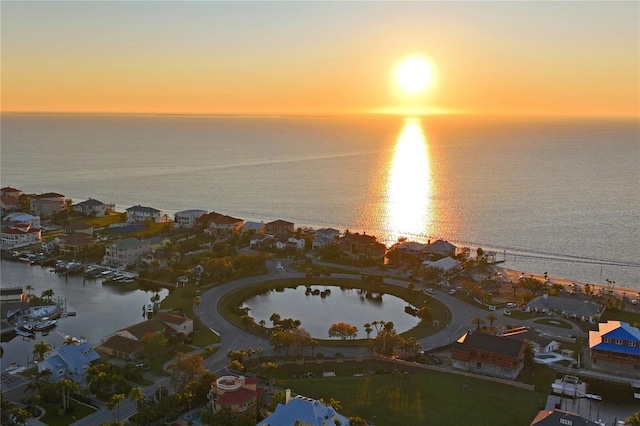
[71,258,586,425]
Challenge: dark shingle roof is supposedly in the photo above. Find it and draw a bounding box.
[456,331,526,358]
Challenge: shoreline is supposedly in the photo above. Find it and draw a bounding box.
[499,267,639,297]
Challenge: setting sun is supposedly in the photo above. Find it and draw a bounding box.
[395,56,434,94]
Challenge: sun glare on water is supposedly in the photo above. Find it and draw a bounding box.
[395,56,434,94]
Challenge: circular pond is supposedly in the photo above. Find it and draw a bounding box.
[241,285,421,339]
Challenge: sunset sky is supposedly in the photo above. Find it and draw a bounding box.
[2,1,638,117]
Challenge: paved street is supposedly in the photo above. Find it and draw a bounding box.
[64,258,588,425]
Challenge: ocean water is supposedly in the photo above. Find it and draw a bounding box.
[1,113,638,289]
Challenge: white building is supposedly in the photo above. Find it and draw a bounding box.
[73,198,107,216]
[1,223,42,249]
[174,209,207,228]
[126,205,162,223]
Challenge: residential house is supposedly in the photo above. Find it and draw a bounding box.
[1,187,21,213]
[451,330,528,380]
[502,326,561,354]
[103,237,151,267]
[126,205,162,223]
[315,228,340,240]
[530,409,602,426]
[37,341,100,383]
[275,233,305,251]
[393,241,430,260]
[527,294,601,323]
[421,256,461,274]
[58,232,96,256]
[30,192,66,216]
[98,312,193,360]
[3,212,41,228]
[1,223,42,249]
[243,221,265,235]
[312,235,332,251]
[258,394,350,426]
[174,209,208,228]
[265,219,294,235]
[250,234,275,250]
[1,186,23,199]
[208,375,260,420]
[339,232,386,262]
[589,320,640,372]
[0,286,26,303]
[424,239,457,259]
[142,248,179,269]
[201,212,245,234]
[73,198,107,216]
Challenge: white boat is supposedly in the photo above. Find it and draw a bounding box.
[551,375,601,400]
[34,318,57,332]
[5,363,27,375]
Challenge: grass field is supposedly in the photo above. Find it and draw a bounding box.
[274,361,548,425]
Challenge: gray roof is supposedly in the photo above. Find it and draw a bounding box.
[111,237,148,249]
[126,205,160,214]
[40,342,100,380]
[527,295,601,317]
[75,198,105,208]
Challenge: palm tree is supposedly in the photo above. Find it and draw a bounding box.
[129,386,146,410]
[32,340,53,362]
[472,317,485,331]
[106,393,126,424]
[364,323,373,339]
[41,289,54,302]
[25,285,34,298]
[57,378,79,412]
[486,313,498,329]
[626,413,640,426]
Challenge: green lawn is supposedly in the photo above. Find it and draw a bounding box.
[161,286,221,345]
[275,361,547,426]
[532,318,573,329]
[39,401,97,426]
[599,309,640,326]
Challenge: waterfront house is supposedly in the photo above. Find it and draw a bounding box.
[421,256,461,273]
[208,376,260,421]
[526,294,601,323]
[37,341,100,383]
[312,235,332,251]
[589,320,640,373]
[424,239,457,259]
[126,205,162,223]
[502,326,561,353]
[174,209,208,228]
[451,330,528,380]
[73,198,107,216]
[1,186,23,199]
[258,394,350,426]
[200,211,245,233]
[3,212,41,229]
[243,221,265,235]
[250,234,275,250]
[98,312,193,360]
[1,223,42,249]
[103,237,151,267]
[530,409,602,426]
[0,286,26,303]
[58,232,97,256]
[142,248,179,269]
[339,232,386,262]
[265,219,294,235]
[30,192,66,217]
[315,228,340,240]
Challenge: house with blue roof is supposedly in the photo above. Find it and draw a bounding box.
[589,320,640,372]
[38,341,100,383]
[258,394,350,426]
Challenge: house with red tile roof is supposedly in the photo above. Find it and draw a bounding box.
[208,375,260,421]
[1,222,42,249]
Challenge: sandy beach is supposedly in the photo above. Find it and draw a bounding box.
[498,267,640,298]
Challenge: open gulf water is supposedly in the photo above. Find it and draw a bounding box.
[1,113,638,292]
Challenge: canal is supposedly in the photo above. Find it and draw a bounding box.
[1,260,168,368]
